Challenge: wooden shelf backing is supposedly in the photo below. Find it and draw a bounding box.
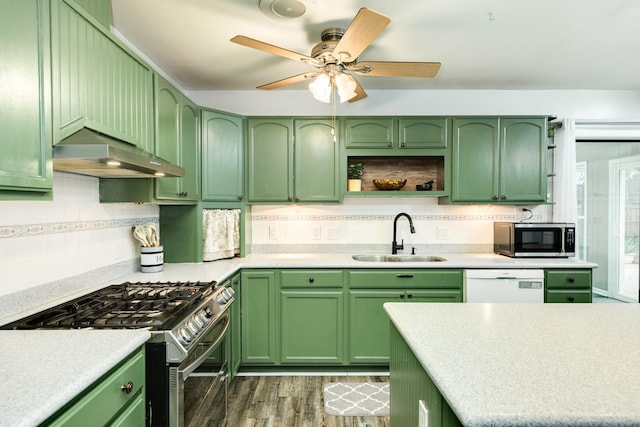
[348,156,445,192]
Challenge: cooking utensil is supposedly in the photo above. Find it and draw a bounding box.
[132,226,150,247]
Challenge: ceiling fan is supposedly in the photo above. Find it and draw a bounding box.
[230,7,441,103]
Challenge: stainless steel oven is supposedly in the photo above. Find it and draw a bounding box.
[1,280,235,427]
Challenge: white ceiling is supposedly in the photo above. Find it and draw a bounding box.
[110,0,640,94]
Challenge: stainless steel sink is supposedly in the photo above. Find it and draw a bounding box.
[351,254,447,262]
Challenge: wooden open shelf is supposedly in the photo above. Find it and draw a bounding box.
[348,156,445,192]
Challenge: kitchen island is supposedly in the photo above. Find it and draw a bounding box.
[384,303,640,426]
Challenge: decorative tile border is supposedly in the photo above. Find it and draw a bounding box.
[252,214,542,222]
[0,218,159,239]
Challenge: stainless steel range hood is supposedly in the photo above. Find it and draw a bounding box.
[53,128,185,178]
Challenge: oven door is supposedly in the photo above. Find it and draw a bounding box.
[169,313,230,427]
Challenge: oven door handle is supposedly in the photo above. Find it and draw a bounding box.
[177,312,230,379]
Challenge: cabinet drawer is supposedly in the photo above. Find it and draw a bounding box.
[349,270,462,289]
[545,290,592,303]
[280,270,344,288]
[47,347,145,426]
[545,269,592,290]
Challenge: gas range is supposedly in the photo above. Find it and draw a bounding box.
[2,279,236,427]
[2,280,235,361]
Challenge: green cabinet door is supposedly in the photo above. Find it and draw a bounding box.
[451,117,500,202]
[247,118,293,202]
[179,97,200,200]
[499,118,546,203]
[398,117,449,149]
[349,290,402,364]
[241,270,277,365]
[201,110,244,201]
[154,76,181,200]
[349,289,461,364]
[0,0,53,197]
[279,290,344,364]
[154,75,199,202]
[294,119,340,203]
[343,117,395,149]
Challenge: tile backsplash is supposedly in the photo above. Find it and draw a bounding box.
[249,198,550,254]
[0,173,158,297]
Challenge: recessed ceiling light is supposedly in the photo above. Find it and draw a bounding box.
[259,0,317,20]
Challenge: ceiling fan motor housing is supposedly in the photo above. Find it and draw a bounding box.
[311,28,348,64]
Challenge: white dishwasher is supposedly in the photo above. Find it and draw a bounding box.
[464,269,544,303]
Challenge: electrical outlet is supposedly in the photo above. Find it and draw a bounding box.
[436,227,449,240]
[326,227,339,240]
[268,225,279,240]
[312,226,321,240]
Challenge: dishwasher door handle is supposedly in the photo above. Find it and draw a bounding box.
[496,276,517,280]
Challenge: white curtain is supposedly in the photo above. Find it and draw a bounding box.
[203,209,241,261]
[552,118,578,224]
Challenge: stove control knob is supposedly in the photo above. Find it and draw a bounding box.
[223,288,235,300]
[216,294,227,304]
[194,314,207,328]
[187,319,200,335]
[226,287,236,297]
[179,327,193,343]
[203,305,214,318]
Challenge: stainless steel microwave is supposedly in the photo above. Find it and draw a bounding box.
[494,222,576,258]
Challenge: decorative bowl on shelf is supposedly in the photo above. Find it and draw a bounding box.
[373,178,407,191]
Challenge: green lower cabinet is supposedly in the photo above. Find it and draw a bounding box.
[45,347,146,427]
[390,324,462,427]
[349,289,461,364]
[241,270,277,365]
[279,290,344,364]
[544,269,592,303]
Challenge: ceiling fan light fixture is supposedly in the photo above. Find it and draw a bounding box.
[308,73,331,103]
[259,0,317,20]
[335,73,357,103]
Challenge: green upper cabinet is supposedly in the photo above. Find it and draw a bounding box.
[344,117,449,151]
[399,117,449,149]
[154,75,199,202]
[450,117,546,204]
[0,0,53,198]
[201,110,244,202]
[343,117,395,149]
[247,118,340,203]
[247,118,293,202]
[294,119,341,203]
[51,0,154,151]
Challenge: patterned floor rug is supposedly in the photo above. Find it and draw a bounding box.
[323,382,390,416]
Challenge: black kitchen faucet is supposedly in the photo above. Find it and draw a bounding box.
[392,212,415,254]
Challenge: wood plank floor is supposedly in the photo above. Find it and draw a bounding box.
[189,374,390,427]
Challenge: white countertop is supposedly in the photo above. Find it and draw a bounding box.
[0,330,150,427]
[384,303,640,426]
[110,252,598,285]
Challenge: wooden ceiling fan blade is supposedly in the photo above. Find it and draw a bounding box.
[352,61,441,78]
[257,72,317,90]
[334,8,391,62]
[347,78,368,103]
[231,35,319,65]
